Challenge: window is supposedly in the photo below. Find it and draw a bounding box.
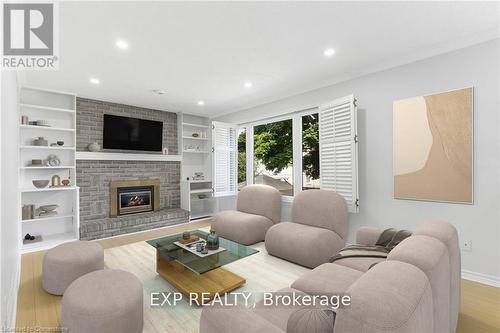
[253,119,294,196]
[302,113,320,190]
[215,95,358,212]
[237,128,247,190]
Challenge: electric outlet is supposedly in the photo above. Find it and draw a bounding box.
[462,240,472,252]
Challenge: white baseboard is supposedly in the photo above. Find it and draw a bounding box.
[462,269,500,288]
[3,254,20,329]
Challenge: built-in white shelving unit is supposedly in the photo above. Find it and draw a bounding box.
[179,114,214,220]
[19,86,79,253]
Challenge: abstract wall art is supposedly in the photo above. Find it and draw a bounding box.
[393,87,473,203]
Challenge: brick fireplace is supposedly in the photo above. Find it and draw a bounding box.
[76,98,189,241]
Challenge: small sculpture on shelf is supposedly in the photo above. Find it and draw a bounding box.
[88,142,101,152]
[24,233,35,241]
[193,172,205,181]
[46,155,61,166]
[22,204,35,220]
[33,137,48,146]
[38,204,59,217]
[50,141,65,147]
[51,175,61,187]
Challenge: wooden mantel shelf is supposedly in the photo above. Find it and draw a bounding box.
[76,151,182,162]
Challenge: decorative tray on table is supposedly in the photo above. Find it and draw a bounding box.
[174,237,226,258]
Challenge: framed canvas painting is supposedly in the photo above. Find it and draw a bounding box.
[393,87,473,203]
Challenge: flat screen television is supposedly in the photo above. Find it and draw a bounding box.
[103,114,163,152]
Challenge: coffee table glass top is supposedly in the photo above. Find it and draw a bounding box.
[146,230,259,274]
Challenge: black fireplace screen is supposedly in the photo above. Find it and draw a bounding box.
[117,186,154,215]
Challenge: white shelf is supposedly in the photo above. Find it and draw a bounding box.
[191,198,214,203]
[20,103,75,114]
[21,85,77,96]
[21,166,75,169]
[182,122,209,129]
[183,150,209,154]
[21,215,74,223]
[21,232,77,253]
[20,124,75,132]
[20,145,76,150]
[190,188,213,194]
[182,136,208,141]
[20,186,79,193]
[76,151,182,161]
[183,179,212,183]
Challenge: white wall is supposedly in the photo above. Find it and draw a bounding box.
[1,71,21,328]
[216,40,500,282]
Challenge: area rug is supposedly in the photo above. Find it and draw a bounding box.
[104,230,310,333]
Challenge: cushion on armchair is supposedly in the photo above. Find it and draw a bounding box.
[212,210,273,245]
[212,184,281,245]
[265,222,344,268]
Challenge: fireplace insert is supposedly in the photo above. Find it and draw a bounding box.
[117,186,154,215]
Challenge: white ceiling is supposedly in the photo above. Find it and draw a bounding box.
[24,1,499,116]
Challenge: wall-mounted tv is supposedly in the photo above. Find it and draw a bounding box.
[103,114,163,152]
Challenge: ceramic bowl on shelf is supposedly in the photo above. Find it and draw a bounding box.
[39,204,59,212]
[32,180,49,188]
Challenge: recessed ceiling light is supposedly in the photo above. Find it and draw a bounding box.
[90,78,100,85]
[323,48,335,57]
[244,81,253,88]
[152,89,166,95]
[197,100,205,106]
[115,39,129,49]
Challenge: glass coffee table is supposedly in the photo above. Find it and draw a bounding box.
[146,230,258,303]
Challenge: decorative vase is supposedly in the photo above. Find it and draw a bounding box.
[206,230,219,250]
[88,142,101,152]
[33,137,48,146]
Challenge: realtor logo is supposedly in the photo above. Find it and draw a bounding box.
[2,2,59,69]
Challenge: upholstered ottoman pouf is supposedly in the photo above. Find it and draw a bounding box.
[61,269,144,333]
[42,241,104,295]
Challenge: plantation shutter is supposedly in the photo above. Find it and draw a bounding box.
[319,95,359,213]
[212,121,238,197]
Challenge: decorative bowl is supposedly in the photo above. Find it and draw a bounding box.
[192,133,199,138]
[32,180,49,188]
[57,141,64,146]
[39,204,59,212]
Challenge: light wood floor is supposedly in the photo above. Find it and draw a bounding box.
[16,220,500,332]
